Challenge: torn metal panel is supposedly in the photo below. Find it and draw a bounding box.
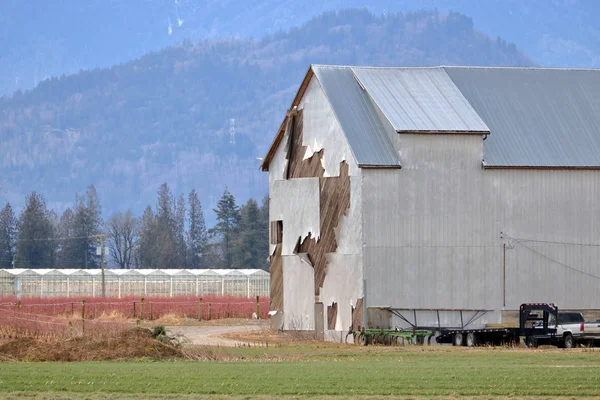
[300,75,363,177]
[282,255,315,330]
[320,253,363,331]
[334,174,363,255]
[298,161,351,296]
[270,178,320,256]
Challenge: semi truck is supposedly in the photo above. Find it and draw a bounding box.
[436,303,600,348]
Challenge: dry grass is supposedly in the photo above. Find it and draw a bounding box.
[0,328,183,361]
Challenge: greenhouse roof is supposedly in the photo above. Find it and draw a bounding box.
[0,269,269,277]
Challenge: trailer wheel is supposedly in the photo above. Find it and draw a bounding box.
[359,334,368,346]
[526,336,538,348]
[466,332,478,347]
[564,334,576,349]
[453,332,465,346]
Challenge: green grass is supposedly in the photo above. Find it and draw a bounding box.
[2,346,600,399]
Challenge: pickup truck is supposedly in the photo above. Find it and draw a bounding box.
[544,312,600,348]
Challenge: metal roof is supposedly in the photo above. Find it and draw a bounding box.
[312,65,401,168]
[445,67,600,167]
[352,67,489,133]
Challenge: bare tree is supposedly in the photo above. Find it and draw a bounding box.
[107,210,137,269]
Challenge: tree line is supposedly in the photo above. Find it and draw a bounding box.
[0,184,269,270]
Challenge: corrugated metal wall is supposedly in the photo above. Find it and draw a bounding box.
[363,133,600,321]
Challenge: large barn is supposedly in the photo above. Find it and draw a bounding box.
[261,65,600,340]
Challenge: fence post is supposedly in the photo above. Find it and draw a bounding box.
[256,295,260,320]
[208,303,212,321]
[17,300,21,311]
[150,302,153,321]
[71,302,74,317]
[81,300,86,336]
[133,301,136,318]
[68,321,73,337]
[140,298,145,320]
[198,297,203,321]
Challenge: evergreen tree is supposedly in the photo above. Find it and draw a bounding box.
[187,189,208,268]
[209,188,240,269]
[137,205,158,268]
[0,203,17,268]
[155,183,178,267]
[232,198,265,269]
[14,192,55,268]
[62,185,103,268]
[55,208,74,268]
[175,193,187,267]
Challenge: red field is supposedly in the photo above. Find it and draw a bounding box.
[0,295,270,339]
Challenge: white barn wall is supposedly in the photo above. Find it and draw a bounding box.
[488,169,600,310]
[363,133,600,327]
[363,134,503,326]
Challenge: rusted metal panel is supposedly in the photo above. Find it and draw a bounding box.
[269,244,283,311]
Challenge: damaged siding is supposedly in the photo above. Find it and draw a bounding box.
[269,75,364,333]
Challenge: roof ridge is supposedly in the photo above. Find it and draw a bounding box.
[311,64,600,72]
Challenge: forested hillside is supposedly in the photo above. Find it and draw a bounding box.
[0,9,531,221]
[1,0,596,95]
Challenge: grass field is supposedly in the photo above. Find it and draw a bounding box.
[1,345,600,399]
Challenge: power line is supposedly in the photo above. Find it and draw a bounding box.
[502,233,600,247]
[14,234,105,243]
[502,232,600,281]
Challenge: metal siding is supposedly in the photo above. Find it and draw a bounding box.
[488,169,600,309]
[362,135,502,312]
[352,67,489,133]
[312,65,400,167]
[445,67,600,167]
[362,134,600,315]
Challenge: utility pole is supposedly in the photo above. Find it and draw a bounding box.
[100,234,106,297]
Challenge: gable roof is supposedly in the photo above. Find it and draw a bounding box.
[262,65,600,171]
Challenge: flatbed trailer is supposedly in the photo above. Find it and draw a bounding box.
[436,303,563,347]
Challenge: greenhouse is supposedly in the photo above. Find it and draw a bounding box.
[0,269,270,298]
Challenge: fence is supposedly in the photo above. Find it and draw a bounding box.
[0,295,269,339]
[0,269,270,298]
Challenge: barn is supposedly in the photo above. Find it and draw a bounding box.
[261,65,600,340]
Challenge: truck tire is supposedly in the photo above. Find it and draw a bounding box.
[526,336,538,348]
[466,332,478,347]
[564,334,576,349]
[453,332,465,346]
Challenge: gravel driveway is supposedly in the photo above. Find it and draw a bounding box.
[167,321,267,346]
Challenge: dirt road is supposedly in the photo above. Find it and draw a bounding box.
[167,321,268,346]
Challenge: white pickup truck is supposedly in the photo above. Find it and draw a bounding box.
[550,312,600,348]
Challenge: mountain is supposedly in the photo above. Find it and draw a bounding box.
[0,9,531,221]
[0,0,598,96]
